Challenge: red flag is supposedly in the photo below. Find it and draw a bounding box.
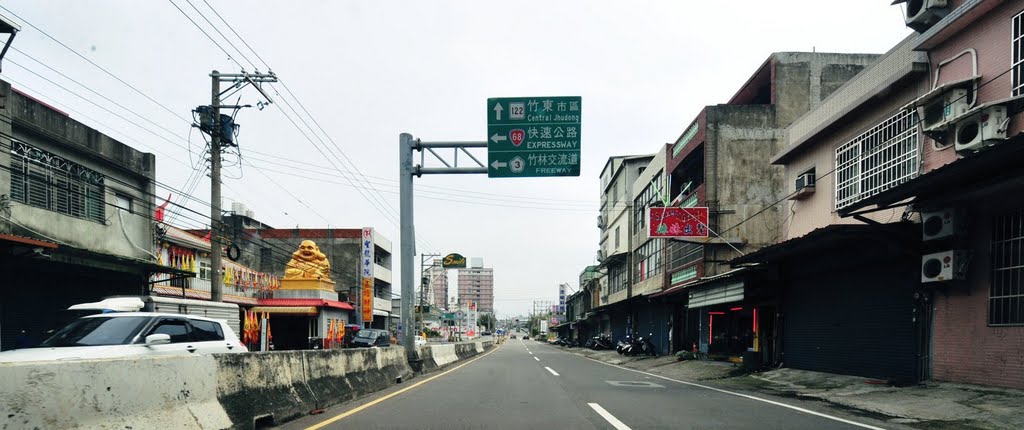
[154,194,171,222]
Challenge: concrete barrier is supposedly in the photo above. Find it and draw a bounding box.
[0,355,232,430]
[216,346,412,429]
[3,343,490,430]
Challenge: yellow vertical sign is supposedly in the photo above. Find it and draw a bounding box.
[362,277,374,322]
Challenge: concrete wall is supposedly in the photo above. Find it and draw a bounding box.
[216,347,412,428]
[1,355,232,430]
[707,104,782,251]
[772,52,881,127]
[0,80,156,260]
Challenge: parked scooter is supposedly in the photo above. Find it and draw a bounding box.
[638,333,657,356]
[591,334,613,350]
[616,335,633,355]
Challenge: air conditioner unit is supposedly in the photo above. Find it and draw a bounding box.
[921,250,969,283]
[921,88,971,131]
[788,171,816,200]
[795,172,815,190]
[954,105,1009,153]
[597,249,606,262]
[597,215,606,229]
[921,209,965,241]
[904,0,949,31]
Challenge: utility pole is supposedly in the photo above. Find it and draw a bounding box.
[419,253,440,333]
[201,70,277,302]
[209,71,223,302]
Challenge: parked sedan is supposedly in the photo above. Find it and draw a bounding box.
[350,329,392,348]
[0,312,246,362]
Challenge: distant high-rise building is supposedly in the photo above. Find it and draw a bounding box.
[457,262,493,313]
[426,259,448,311]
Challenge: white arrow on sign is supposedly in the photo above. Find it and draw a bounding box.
[490,133,507,144]
[494,103,504,120]
[491,160,507,169]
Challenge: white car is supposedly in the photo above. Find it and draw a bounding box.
[415,335,427,347]
[0,312,246,363]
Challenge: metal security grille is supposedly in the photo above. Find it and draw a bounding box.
[1013,11,1024,96]
[991,209,1024,326]
[9,141,105,223]
[835,110,919,209]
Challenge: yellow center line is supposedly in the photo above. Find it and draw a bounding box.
[303,345,501,430]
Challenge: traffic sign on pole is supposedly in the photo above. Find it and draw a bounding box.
[487,96,581,178]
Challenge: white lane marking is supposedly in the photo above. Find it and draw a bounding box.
[544,366,559,376]
[582,356,887,430]
[529,351,533,355]
[588,403,631,430]
[534,356,540,361]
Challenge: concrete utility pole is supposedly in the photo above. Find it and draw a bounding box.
[210,71,223,302]
[203,70,277,302]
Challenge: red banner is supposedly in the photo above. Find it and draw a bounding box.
[648,207,709,238]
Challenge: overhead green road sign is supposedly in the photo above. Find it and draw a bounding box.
[487,96,581,178]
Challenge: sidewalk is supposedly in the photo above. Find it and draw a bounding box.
[556,345,1024,430]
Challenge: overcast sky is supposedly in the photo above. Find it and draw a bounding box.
[1,1,912,318]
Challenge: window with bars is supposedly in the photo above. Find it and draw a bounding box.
[634,239,663,283]
[991,209,1024,326]
[834,110,919,209]
[633,173,663,234]
[1013,11,1024,96]
[9,141,105,223]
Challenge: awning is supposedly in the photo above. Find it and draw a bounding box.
[688,281,744,308]
[652,268,748,298]
[150,286,259,306]
[0,233,58,249]
[250,306,318,316]
[598,251,627,268]
[257,298,355,311]
[730,223,915,266]
[372,309,390,317]
[836,136,1024,217]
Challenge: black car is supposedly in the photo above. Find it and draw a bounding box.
[350,329,391,348]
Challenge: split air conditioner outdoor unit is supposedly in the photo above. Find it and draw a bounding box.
[597,215,606,229]
[921,250,969,283]
[921,209,965,241]
[921,88,971,131]
[954,105,1009,153]
[597,249,606,262]
[902,0,949,31]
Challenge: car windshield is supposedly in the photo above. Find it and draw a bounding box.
[38,316,150,347]
[356,330,378,338]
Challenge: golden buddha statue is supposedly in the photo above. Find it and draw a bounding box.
[284,240,332,280]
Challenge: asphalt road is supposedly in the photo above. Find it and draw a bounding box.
[280,338,899,430]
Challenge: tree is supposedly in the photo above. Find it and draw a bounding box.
[478,313,496,331]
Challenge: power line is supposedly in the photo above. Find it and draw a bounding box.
[191,0,439,254]
[165,0,243,69]
[0,5,193,125]
[242,150,597,206]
